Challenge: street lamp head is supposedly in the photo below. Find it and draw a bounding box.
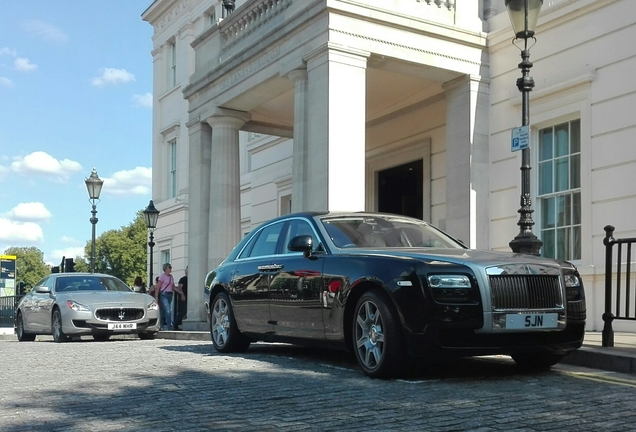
[143,200,160,230]
[505,0,543,40]
[84,168,104,201]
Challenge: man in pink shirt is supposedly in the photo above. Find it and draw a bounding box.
[155,263,185,330]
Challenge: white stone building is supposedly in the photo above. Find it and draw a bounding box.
[142,0,636,332]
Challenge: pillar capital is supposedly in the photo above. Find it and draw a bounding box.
[205,107,250,129]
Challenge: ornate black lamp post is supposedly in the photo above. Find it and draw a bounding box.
[143,200,160,289]
[84,168,104,273]
[222,0,235,16]
[506,0,544,256]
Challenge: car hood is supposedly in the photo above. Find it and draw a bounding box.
[59,291,154,306]
[338,247,570,269]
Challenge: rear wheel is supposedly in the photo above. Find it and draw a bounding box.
[210,292,250,353]
[352,290,405,378]
[16,312,36,342]
[92,334,111,342]
[511,352,565,369]
[139,332,157,340]
[52,309,70,343]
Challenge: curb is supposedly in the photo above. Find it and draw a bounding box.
[561,346,636,375]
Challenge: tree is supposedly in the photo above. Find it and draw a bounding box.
[2,246,50,292]
[84,210,148,286]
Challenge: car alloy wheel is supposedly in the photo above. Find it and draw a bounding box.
[353,290,404,378]
[210,292,250,353]
[52,309,69,343]
[16,313,35,342]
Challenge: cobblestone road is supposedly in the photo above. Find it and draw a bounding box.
[1,338,636,432]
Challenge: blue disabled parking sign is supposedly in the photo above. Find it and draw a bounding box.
[511,125,530,152]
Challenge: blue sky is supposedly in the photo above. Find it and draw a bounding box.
[0,1,154,265]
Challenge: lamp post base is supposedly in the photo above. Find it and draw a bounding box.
[509,233,543,256]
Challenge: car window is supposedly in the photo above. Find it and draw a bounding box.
[55,276,132,292]
[282,219,318,254]
[242,222,285,258]
[321,215,464,249]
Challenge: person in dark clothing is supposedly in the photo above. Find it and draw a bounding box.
[174,266,188,329]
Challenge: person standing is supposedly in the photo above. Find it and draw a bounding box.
[174,266,188,330]
[132,276,145,293]
[155,263,184,330]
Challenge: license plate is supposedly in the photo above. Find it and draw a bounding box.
[506,313,558,329]
[108,323,137,330]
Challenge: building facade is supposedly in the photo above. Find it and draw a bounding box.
[142,0,636,332]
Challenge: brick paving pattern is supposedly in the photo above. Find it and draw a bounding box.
[1,338,636,431]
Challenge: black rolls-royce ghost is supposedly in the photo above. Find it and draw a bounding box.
[204,212,586,378]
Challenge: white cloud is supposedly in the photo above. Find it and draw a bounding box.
[0,47,17,57]
[60,236,79,244]
[0,218,43,243]
[0,77,14,88]
[4,202,52,222]
[90,68,135,87]
[14,57,37,72]
[102,166,152,196]
[11,151,83,181]
[133,92,153,108]
[22,20,68,44]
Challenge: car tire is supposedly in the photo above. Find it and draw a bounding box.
[210,292,250,353]
[92,334,111,342]
[139,332,157,340]
[52,308,70,343]
[511,352,565,369]
[352,290,405,378]
[16,312,36,342]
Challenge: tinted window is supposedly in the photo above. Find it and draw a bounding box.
[55,276,132,292]
[321,215,463,249]
[243,222,285,258]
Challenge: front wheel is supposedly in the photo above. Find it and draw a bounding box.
[352,290,405,378]
[511,352,565,369]
[210,292,250,353]
[16,312,36,342]
[52,309,70,343]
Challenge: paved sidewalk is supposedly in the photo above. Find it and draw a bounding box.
[3,327,635,375]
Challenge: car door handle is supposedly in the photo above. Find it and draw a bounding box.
[257,264,284,271]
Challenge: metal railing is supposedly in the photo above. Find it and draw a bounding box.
[0,295,22,328]
[602,225,636,347]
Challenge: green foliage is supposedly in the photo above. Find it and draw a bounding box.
[2,246,50,292]
[85,210,148,286]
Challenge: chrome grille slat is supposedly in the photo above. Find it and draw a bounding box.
[95,308,144,321]
[490,275,562,310]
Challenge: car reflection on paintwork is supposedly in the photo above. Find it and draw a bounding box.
[203,212,586,378]
[15,273,160,342]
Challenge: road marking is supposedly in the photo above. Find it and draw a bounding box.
[562,371,636,388]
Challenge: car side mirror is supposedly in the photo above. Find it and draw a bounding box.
[34,286,51,294]
[288,235,313,258]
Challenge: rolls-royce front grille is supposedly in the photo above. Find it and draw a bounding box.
[95,308,144,321]
[489,275,563,310]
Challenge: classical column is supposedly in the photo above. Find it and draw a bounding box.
[304,43,370,211]
[443,75,490,249]
[183,120,212,331]
[288,68,308,213]
[206,113,247,269]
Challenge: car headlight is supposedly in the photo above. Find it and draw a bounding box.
[147,300,159,311]
[66,300,90,312]
[426,274,476,304]
[427,275,471,289]
[563,274,583,301]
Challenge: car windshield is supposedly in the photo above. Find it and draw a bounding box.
[320,215,464,249]
[55,276,132,293]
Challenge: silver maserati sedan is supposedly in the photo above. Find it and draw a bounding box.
[15,273,160,342]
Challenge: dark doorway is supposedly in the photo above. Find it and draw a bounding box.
[378,159,423,219]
